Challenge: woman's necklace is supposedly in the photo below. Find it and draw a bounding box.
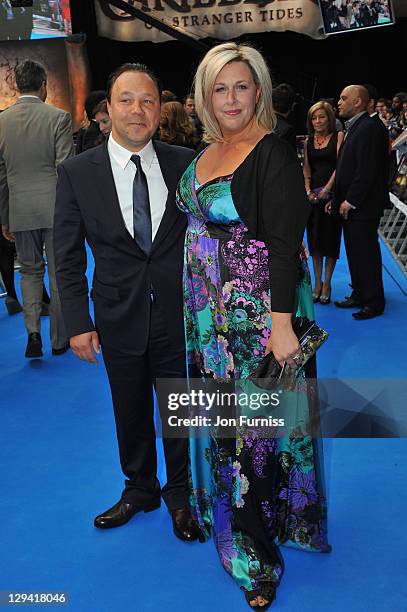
[314,133,330,148]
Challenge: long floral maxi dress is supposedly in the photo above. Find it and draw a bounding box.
[176,153,331,594]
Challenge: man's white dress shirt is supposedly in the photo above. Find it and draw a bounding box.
[107,135,168,240]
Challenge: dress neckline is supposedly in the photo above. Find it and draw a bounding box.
[194,148,233,190]
[194,132,271,189]
[312,133,334,150]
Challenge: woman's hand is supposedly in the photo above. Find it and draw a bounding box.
[317,187,331,202]
[266,314,302,369]
[325,201,332,214]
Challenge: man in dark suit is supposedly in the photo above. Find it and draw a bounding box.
[272,84,297,151]
[333,84,390,319]
[53,63,199,540]
[364,82,395,184]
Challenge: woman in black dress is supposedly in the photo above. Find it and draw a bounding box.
[303,101,344,304]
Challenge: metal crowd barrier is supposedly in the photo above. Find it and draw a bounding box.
[379,192,407,275]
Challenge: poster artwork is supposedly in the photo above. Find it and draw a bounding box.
[94,0,326,43]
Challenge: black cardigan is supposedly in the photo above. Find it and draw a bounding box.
[231,133,310,313]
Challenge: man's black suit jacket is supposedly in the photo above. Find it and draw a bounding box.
[333,112,390,220]
[273,115,297,151]
[53,140,195,355]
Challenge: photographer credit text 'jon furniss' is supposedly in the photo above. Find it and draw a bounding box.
[166,388,285,429]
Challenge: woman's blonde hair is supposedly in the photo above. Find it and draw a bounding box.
[307,101,336,135]
[194,42,276,143]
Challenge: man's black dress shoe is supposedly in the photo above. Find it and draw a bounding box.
[334,296,362,309]
[52,343,70,356]
[352,307,384,320]
[94,499,160,529]
[25,333,43,358]
[170,507,202,542]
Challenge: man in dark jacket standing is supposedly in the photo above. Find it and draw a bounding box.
[54,63,198,541]
[272,84,297,151]
[333,84,390,319]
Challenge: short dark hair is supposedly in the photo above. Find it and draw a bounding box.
[363,83,378,103]
[106,63,162,102]
[93,99,108,116]
[15,60,47,93]
[183,93,194,104]
[84,90,107,119]
[272,83,295,114]
[161,89,177,103]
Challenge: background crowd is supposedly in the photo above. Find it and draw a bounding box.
[1,60,406,345]
[0,0,71,40]
[321,0,392,32]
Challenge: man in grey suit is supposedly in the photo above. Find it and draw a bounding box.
[0,59,74,357]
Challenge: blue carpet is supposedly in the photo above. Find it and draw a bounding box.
[1,238,406,611]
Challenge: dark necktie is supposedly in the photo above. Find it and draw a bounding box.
[130,154,152,253]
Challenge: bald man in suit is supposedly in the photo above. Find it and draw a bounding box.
[333,85,389,319]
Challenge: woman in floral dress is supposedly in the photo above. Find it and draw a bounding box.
[176,43,331,610]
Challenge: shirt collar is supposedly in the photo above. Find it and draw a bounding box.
[19,95,41,100]
[108,134,155,170]
[345,111,368,131]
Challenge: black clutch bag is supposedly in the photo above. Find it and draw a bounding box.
[248,317,328,391]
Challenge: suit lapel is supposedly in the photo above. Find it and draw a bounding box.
[152,140,181,249]
[337,112,369,166]
[90,144,136,247]
[341,112,369,146]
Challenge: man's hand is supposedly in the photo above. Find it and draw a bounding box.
[2,224,15,241]
[339,201,353,220]
[70,331,100,363]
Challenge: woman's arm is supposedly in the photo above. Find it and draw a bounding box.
[303,137,312,195]
[231,134,311,322]
[319,131,344,199]
[261,145,310,313]
[303,137,318,204]
[261,143,310,367]
[336,129,344,152]
[231,137,310,368]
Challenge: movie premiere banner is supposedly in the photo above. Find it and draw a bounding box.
[94,0,326,43]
